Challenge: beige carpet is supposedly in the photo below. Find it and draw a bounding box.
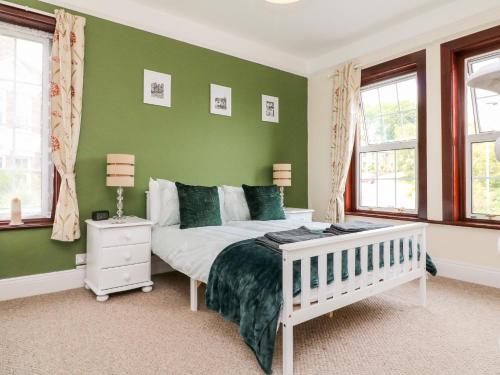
[1,273,500,375]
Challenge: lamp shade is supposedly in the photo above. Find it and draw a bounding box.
[106,154,135,187]
[273,163,291,187]
[466,61,500,94]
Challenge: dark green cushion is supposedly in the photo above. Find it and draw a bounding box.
[242,184,285,221]
[176,182,222,229]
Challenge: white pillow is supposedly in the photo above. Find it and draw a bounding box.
[158,179,180,226]
[218,187,226,224]
[148,178,161,224]
[222,185,250,221]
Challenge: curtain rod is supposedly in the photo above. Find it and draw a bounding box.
[0,0,55,18]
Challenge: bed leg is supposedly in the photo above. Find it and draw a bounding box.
[283,323,293,375]
[419,273,427,307]
[190,278,198,311]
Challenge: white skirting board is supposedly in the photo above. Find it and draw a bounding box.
[0,268,86,302]
[0,255,172,302]
[433,258,500,289]
[0,257,498,302]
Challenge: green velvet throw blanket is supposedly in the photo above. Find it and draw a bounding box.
[206,237,436,374]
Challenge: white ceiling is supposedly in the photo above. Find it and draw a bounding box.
[136,0,454,58]
[42,0,500,75]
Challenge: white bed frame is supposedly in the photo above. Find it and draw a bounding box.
[146,193,428,375]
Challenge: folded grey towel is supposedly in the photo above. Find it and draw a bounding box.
[264,226,332,244]
[255,236,282,254]
[325,220,392,235]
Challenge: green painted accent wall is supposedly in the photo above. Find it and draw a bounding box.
[0,1,308,279]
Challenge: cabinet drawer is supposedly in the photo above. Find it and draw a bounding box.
[101,226,150,247]
[100,262,150,290]
[101,243,150,269]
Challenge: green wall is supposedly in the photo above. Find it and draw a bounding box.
[0,0,308,279]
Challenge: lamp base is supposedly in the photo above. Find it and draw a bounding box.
[113,186,126,222]
[279,186,284,208]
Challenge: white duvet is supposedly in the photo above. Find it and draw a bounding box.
[152,219,330,283]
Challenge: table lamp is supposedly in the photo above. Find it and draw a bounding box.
[106,154,135,221]
[273,163,291,207]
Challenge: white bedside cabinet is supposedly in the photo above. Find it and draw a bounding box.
[84,216,154,302]
[284,208,315,223]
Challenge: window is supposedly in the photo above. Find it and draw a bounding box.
[441,25,500,228]
[358,74,418,213]
[465,52,500,220]
[346,50,427,219]
[0,5,56,228]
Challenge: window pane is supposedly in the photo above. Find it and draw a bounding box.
[361,74,418,145]
[358,149,416,212]
[397,78,417,111]
[0,35,14,80]
[472,178,500,216]
[396,149,415,179]
[361,89,380,115]
[467,54,500,134]
[378,179,395,208]
[0,80,13,127]
[400,110,417,140]
[0,28,50,220]
[466,87,476,135]
[361,89,380,146]
[378,84,398,114]
[475,95,500,132]
[16,83,42,129]
[364,116,384,145]
[472,142,500,178]
[471,142,500,217]
[470,56,500,73]
[377,150,395,177]
[16,38,43,84]
[360,179,376,207]
[360,152,376,179]
[381,113,399,142]
[396,179,416,210]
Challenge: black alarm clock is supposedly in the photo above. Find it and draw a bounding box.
[92,210,110,221]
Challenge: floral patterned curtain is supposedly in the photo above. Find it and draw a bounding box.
[50,10,86,241]
[325,63,361,223]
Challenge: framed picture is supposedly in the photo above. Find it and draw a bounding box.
[144,69,171,107]
[210,84,232,116]
[262,95,279,123]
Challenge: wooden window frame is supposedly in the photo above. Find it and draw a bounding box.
[0,3,58,231]
[345,50,427,221]
[441,25,500,230]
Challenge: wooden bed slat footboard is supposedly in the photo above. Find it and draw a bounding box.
[279,223,428,375]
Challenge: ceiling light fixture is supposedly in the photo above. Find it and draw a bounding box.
[265,0,301,4]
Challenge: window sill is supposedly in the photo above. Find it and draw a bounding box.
[346,210,419,221]
[0,219,54,231]
[428,219,500,231]
[346,211,500,230]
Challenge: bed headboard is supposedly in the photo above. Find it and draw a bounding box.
[145,191,151,221]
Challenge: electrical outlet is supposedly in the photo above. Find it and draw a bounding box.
[75,253,86,266]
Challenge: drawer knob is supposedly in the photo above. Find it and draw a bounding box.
[123,252,132,261]
[123,272,131,282]
[124,234,132,241]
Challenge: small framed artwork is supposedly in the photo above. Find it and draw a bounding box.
[210,84,232,117]
[144,69,171,107]
[262,95,279,123]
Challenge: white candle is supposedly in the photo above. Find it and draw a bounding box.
[9,197,23,226]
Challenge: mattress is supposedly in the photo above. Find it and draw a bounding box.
[152,220,405,305]
[151,219,330,283]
